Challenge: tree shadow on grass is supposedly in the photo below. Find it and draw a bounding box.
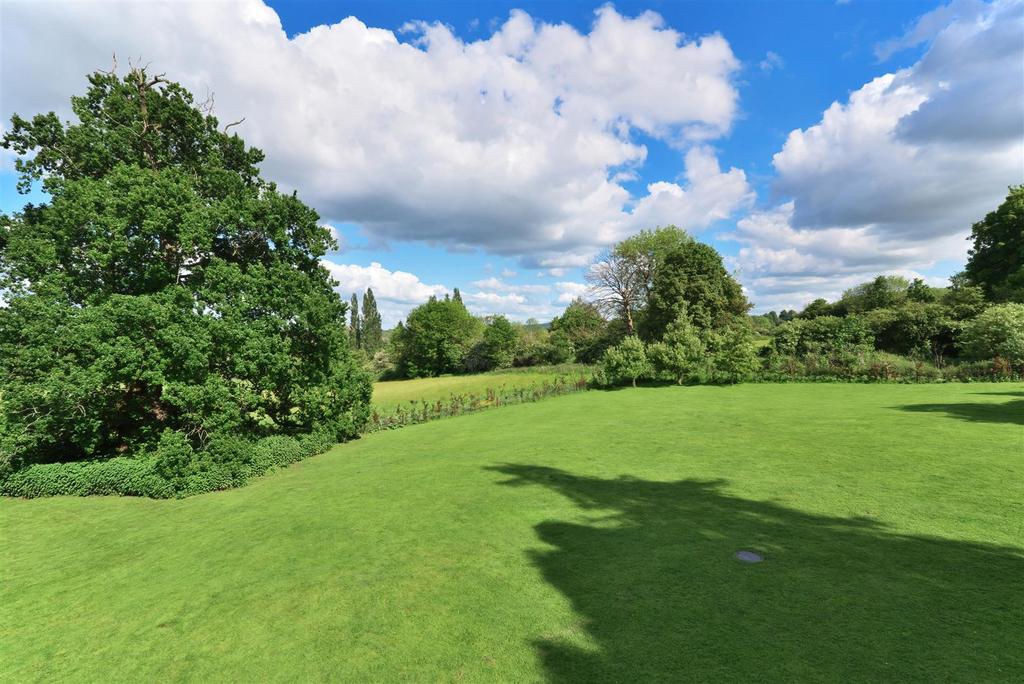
[487,464,1024,682]
[894,396,1024,426]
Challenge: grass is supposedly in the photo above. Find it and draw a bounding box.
[371,364,589,413]
[2,383,1022,682]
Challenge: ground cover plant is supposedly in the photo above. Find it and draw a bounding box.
[2,383,1021,682]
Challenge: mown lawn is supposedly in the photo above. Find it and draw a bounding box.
[2,383,1022,682]
[371,364,588,413]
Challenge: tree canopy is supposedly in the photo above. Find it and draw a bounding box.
[963,185,1024,302]
[0,68,370,477]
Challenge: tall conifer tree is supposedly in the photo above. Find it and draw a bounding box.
[361,288,383,353]
[349,293,361,349]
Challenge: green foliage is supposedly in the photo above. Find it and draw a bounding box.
[839,275,911,314]
[643,241,749,339]
[1,430,338,498]
[478,315,519,370]
[390,295,482,377]
[550,298,611,363]
[958,303,1024,363]
[864,302,956,361]
[0,68,370,484]
[768,316,875,361]
[361,288,383,353]
[963,185,1024,302]
[648,312,706,384]
[704,322,761,383]
[349,293,361,349]
[943,275,989,320]
[906,278,938,303]
[800,298,836,319]
[601,336,651,387]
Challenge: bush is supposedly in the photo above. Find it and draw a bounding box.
[1,430,339,499]
[0,457,172,498]
[865,303,956,361]
[705,323,760,384]
[958,303,1024,363]
[601,336,651,387]
[648,313,705,384]
[767,315,874,363]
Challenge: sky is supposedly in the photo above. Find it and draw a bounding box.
[2,0,1022,326]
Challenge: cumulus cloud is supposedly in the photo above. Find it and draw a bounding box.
[1,1,747,267]
[736,0,1023,311]
[320,260,447,325]
[555,281,590,303]
[469,277,550,294]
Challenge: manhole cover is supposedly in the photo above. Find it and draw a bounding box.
[734,550,764,563]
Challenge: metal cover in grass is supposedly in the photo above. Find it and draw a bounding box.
[735,550,764,563]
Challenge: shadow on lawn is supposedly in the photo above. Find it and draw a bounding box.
[488,464,1024,682]
[895,394,1024,426]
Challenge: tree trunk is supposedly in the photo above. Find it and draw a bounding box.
[632,377,637,388]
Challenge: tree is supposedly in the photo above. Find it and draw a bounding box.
[601,336,651,387]
[452,287,463,305]
[586,226,693,336]
[958,303,1024,363]
[550,298,610,363]
[963,186,1024,302]
[643,241,749,339]
[614,226,694,302]
[586,249,644,336]
[800,298,834,319]
[391,297,482,377]
[839,276,910,313]
[865,303,955,361]
[480,315,518,369]
[349,293,361,350]
[361,288,383,353]
[943,274,989,320]
[705,322,760,383]
[0,68,370,476]
[906,278,938,303]
[648,311,706,384]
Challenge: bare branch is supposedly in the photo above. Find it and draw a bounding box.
[223,118,245,133]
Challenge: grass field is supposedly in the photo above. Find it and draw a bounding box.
[2,383,1022,682]
[371,364,588,413]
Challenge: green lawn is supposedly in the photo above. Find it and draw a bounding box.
[371,364,588,413]
[2,384,1022,682]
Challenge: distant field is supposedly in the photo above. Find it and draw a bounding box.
[2,383,1022,681]
[371,364,590,413]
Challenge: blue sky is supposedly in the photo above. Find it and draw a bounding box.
[3,0,1021,324]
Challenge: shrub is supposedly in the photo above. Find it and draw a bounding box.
[648,313,706,384]
[958,303,1024,363]
[767,315,874,362]
[706,323,761,384]
[865,303,957,361]
[601,336,651,387]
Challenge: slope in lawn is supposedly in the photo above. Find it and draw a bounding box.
[1,384,1022,682]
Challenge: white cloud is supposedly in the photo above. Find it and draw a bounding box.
[734,0,1023,311]
[1,1,745,266]
[320,260,447,326]
[469,277,550,294]
[759,51,784,72]
[555,281,589,303]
